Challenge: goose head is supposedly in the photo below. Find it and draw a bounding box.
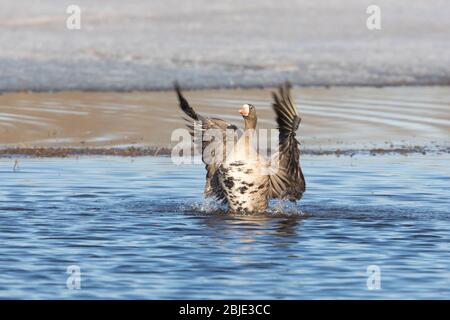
[239,104,257,130]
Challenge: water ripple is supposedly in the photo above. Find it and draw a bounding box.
[0,155,449,299]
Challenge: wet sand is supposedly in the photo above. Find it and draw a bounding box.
[0,86,449,157]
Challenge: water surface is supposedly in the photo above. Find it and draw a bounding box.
[0,154,449,299]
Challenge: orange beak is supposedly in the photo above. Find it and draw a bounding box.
[239,104,250,117]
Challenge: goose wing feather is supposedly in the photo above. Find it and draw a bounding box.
[269,81,306,200]
[175,82,238,201]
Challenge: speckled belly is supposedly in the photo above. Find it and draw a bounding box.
[219,161,268,212]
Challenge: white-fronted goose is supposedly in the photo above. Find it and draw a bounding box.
[175,81,305,213]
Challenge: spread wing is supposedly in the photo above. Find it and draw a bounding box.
[269,81,306,201]
[175,82,238,201]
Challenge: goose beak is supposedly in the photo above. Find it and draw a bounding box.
[239,104,250,117]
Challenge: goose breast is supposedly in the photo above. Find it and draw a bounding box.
[219,160,269,212]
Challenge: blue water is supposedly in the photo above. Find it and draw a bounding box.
[0,154,449,299]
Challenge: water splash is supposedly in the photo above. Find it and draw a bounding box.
[184,197,307,217]
[266,199,306,216]
[186,198,228,214]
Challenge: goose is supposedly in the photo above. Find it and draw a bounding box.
[175,81,305,213]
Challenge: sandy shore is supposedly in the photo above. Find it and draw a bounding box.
[0,86,449,156]
[1,0,450,91]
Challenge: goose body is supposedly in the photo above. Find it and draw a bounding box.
[175,82,306,213]
[219,161,268,212]
[219,137,270,212]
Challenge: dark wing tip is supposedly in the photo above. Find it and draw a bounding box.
[227,124,238,131]
[174,81,183,99]
[272,80,293,104]
[281,80,292,90]
[174,81,200,121]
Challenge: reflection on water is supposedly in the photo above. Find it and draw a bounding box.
[0,155,449,299]
[194,214,302,242]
